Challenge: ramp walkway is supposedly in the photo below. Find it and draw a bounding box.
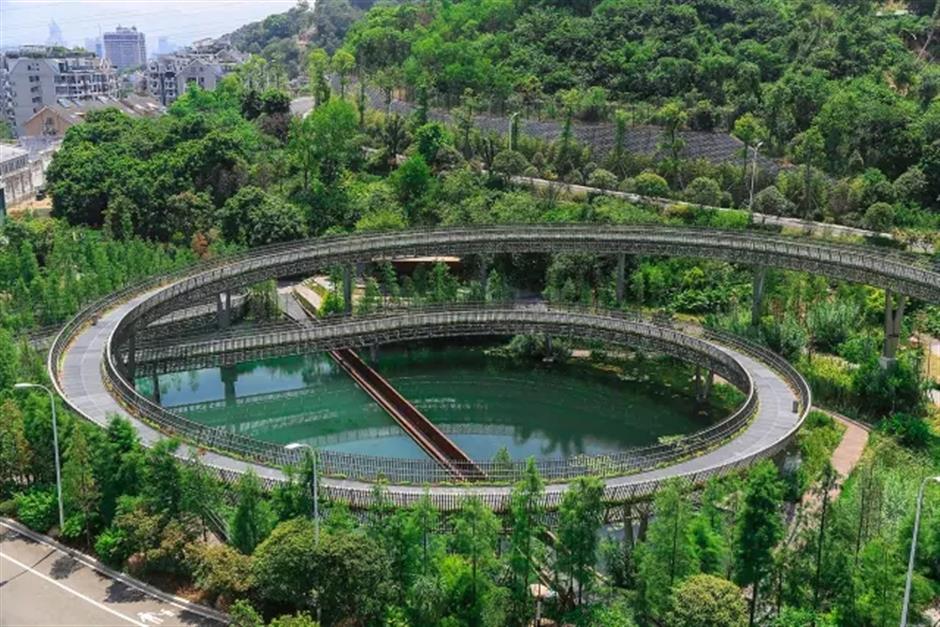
[283,290,485,481]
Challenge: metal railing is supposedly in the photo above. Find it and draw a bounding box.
[101,304,769,484]
[113,227,940,338]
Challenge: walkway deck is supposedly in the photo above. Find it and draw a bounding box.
[55,288,804,509]
[283,292,484,480]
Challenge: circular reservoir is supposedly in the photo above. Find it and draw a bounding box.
[137,340,730,463]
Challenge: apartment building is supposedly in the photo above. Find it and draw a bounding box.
[103,26,147,71]
[147,38,246,105]
[1,50,118,133]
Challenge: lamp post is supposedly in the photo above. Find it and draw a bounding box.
[900,475,940,626]
[747,140,764,213]
[285,442,319,545]
[14,383,64,531]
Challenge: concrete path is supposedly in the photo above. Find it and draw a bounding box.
[0,520,223,627]
[793,410,870,535]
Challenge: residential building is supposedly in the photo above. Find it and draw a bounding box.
[104,26,147,71]
[0,144,35,206]
[21,94,163,138]
[147,37,247,105]
[1,50,118,133]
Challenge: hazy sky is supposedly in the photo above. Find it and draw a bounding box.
[0,0,297,52]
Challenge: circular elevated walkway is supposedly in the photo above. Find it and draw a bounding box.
[56,295,806,510]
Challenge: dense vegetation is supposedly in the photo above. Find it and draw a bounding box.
[3,1,940,624]
[335,0,940,230]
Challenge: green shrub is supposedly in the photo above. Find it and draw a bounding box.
[14,487,57,532]
[863,202,895,232]
[852,352,925,418]
[587,168,619,189]
[752,185,794,216]
[807,300,861,353]
[760,317,808,361]
[634,171,670,197]
[878,412,930,448]
[798,355,854,410]
[491,150,529,178]
[94,526,130,567]
[684,177,722,206]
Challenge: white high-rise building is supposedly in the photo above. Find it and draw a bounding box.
[103,26,147,71]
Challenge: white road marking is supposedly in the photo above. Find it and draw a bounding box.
[0,551,147,627]
[0,521,209,622]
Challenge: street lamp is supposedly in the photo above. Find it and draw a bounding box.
[900,475,940,626]
[285,442,319,545]
[14,383,64,530]
[747,140,764,214]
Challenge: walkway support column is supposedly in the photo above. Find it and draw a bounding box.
[615,253,625,305]
[751,266,767,327]
[882,289,907,365]
[217,291,231,330]
[151,374,161,404]
[343,265,353,315]
[479,255,488,299]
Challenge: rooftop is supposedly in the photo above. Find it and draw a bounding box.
[0,143,29,163]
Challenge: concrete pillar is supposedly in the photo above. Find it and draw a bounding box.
[637,508,650,542]
[221,365,238,407]
[343,265,353,315]
[545,335,553,356]
[751,265,767,327]
[217,292,230,330]
[615,252,625,305]
[152,374,161,405]
[370,344,379,364]
[881,289,907,365]
[479,255,488,299]
[622,502,634,548]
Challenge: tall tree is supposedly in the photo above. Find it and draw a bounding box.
[0,399,32,496]
[734,461,784,626]
[507,458,544,625]
[451,497,501,625]
[231,470,274,555]
[62,424,101,547]
[556,476,604,605]
[637,480,699,620]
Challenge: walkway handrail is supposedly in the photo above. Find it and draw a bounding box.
[106,225,940,346]
[101,304,773,484]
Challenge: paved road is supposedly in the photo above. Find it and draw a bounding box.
[0,520,224,627]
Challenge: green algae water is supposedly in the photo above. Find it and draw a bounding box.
[137,341,724,462]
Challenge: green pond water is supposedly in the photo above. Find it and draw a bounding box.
[137,341,724,462]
